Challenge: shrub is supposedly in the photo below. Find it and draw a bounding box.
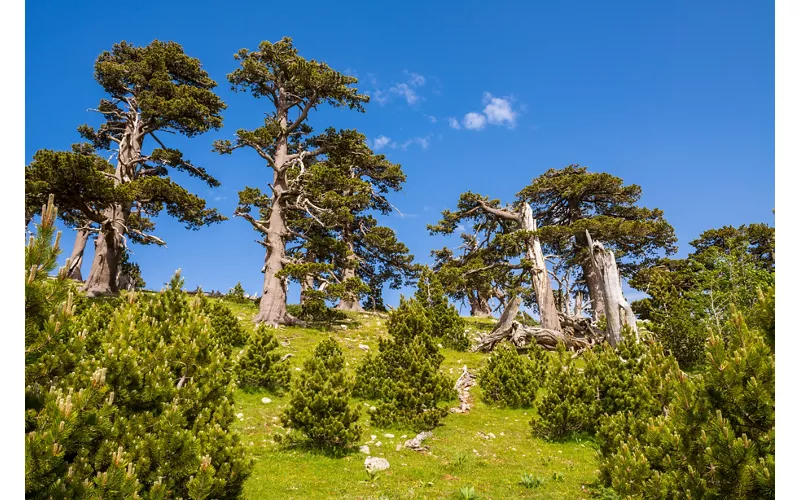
[354,297,455,430]
[199,297,249,350]
[597,305,774,498]
[279,338,361,452]
[478,343,545,408]
[226,281,248,304]
[25,202,250,499]
[415,267,469,351]
[529,343,596,440]
[237,325,292,392]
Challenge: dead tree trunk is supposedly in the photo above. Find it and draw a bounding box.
[585,230,638,347]
[67,228,91,281]
[574,232,606,321]
[520,204,561,331]
[299,274,315,306]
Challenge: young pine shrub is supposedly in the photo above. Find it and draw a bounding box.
[354,297,455,430]
[198,296,249,350]
[597,306,775,499]
[530,342,596,440]
[237,325,292,392]
[279,338,361,452]
[25,206,250,500]
[478,343,545,408]
[415,267,470,351]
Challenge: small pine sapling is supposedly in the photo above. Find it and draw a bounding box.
[237,325,292,392]
[478,343,545,408]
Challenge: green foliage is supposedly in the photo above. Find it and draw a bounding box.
[631,225,775,369]
[237,325,292,392]
[25,204,250,499]
[279,338,361,452]
[520,473,545,489]
[478,343,545,408]
[354,297,455,430]
[414,267,469,350]
[530,343,596,441]
[597,305,774,498]
[197,297,249,351]
[226,282,249,304]
[458,486,478,499]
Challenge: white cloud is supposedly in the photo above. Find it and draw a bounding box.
[400,135,431,150]
[370,72,427,106]
[448,117,461,129]
[390,83,419,105]
[482,92,517,127]
[407,72,426,86]
[456,224,466,233]
[425,114,437,123]
[463,112,487,130]
[373,135,393,150]
[371,89,389,106]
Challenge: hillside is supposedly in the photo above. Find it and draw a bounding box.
[223,301,599,500]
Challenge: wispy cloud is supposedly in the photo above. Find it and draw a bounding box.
[373,135,394,150]
[456,92,520,131]
[400,135,430,150]
[369,71,427,107]
[425,114,437,123]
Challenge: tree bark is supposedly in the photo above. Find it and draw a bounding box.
[254,169,297,325]
[585,231,638,347]
[520,203,561,330]
[82,211,126,297]
[467,290,493,317]
[575,232,606,321]
[82,119,143,297]
[66,228,91,281]
[299,274,315,306]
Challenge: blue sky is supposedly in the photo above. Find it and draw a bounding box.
[25,0,774,310]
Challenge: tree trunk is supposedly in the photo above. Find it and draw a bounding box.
[82,210,126,297]
[299,274,315,306]
[468,290,493,317]
[575,232,606,321]
[67,228,90,281]
[585,231,638,347]
[254,173,297,325]
[336,237,365,312]
[520,203,560,330]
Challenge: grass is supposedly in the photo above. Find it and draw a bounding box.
[222,300,600,499]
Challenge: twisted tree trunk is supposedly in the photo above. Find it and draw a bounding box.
[336,237,365,312]
[575,232,606,321]
[83,211,127,296]
[66,228,91,281]
[585,231,637,347]
[520,204,560,331]
[468,290,493,317]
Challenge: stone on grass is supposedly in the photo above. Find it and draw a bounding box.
[364,456,390,474]
[358,344,369,351]
[261,397,272,404]
[359,445,370,454]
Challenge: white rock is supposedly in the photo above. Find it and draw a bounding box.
[369,406,376,412]
[359,445,370,454]
[358,344,370,351]
[370,435,377,441]
[364,456,390,474]
[375,441,382,447]
[261,397,272,404]
[384,433,395,438]
[236,413,244,419]
[488,432,496,439]
[396,444,402,451]
[295,367,301,371]
[400,435,407,439]
[437,343,444,349]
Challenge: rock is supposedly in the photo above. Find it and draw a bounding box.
[384,433,395,438]
[370,435,377,441]
[359,445,370,454]
[294,367,301,371]
[400,435,407,439]
[375,441,382,447]
[364,456,390,474]
[488,432,496,439]
[358,344,370,351]
[236,413,244,419]
[437,343,444,349]
[404,431,433,451]
[369,406,376,413]
[396,444,402,451]
[261,397,272,404]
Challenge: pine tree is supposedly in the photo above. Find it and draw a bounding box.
[597,303,774,498]
[279,338,361,452]
[237,325,292,392]
[25,203,251,500]
[478,343,545,408]
[414,267,469,350]
[530,343,596,440]
[354,297,455,430]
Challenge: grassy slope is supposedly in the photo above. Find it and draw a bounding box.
[224,301,599,500]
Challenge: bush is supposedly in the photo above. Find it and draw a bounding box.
[199,298,249,350]
[597,303,774,498]
[25,202,250,500]
[226,281,248,304]
[354,297,455,430]
[415,267,469,351]
[529,343,596,440]
[478,343,545,408]
[279,338,361,452]
[237,325,292,392]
